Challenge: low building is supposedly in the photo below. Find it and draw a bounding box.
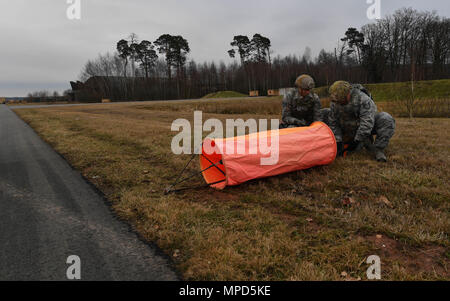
[267,89,280,96]
[249,90,259,97]
[279,88,295,97]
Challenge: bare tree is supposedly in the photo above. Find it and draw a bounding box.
[74,8,448,102]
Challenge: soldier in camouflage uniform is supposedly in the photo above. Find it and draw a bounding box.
[280,75,326,129]
[325,81,396,162]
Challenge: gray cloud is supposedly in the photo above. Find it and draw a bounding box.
[0,0,448,96]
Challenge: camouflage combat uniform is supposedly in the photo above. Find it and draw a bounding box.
[281,90,325,128]
[325,85,396,150]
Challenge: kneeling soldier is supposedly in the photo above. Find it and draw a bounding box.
[327,81,396,162]
[280,75,325,129]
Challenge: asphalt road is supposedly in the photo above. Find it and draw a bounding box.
[0,105,179,280]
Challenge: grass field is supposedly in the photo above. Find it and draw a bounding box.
[14,97,449,280]
[315,79,450,102]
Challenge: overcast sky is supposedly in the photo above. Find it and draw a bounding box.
[0,0,448,96]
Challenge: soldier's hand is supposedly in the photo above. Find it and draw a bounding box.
[349,140,364,152]
[295,119,307,127]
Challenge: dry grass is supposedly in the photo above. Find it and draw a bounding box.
[136,97,283,115]
[378,98,450,118]
[135,96,448,118]
[315,79,450,102]
[14,97,449,281]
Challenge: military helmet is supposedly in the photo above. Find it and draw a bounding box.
[329,81,351,103]
[295,74,315,90]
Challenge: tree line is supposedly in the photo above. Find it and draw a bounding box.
[77,8,449,102]
[24,90,71,103]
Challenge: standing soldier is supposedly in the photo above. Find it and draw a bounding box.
[327,81,396,162]
[280,74,325,128]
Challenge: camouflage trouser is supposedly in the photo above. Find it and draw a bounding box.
[371,112,396,150]
[320,109,395,150]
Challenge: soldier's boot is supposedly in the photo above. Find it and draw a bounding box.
[374,148,387,162]
[364,138,387,162]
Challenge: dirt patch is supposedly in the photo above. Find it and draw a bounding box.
[366,235,448,277]
[272,212,298,226]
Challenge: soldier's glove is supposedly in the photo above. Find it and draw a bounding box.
[295,119,307,127]
[363,137,377,153]
[348,140,364,153]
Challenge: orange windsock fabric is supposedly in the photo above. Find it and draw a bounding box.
[200,122,337,190]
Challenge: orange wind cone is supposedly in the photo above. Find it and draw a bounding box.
[200,122,337,189]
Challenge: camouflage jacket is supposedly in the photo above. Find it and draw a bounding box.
[282,90,322,126]
[328,85,377,143]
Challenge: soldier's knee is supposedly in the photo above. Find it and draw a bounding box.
[376,112,395,123]
[374,112,395,149]
[375,112,396,131]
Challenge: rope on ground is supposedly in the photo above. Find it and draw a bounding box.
[164,147,225,194]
